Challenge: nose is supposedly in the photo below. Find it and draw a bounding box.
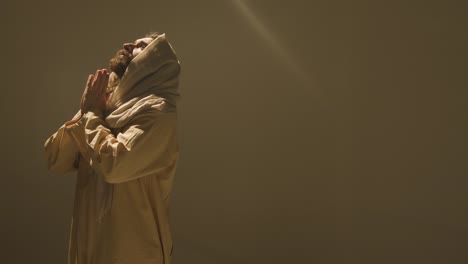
[123,43,135,53]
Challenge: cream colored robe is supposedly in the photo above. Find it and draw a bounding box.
[44,34,181,264]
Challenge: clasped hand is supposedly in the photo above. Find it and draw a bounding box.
[64,69,109,127]
[81,69,109,114]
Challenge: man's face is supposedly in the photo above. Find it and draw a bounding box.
[109,37,154,78]
[123,37,154,58]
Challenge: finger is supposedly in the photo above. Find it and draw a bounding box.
[92,69,107,90]
[91,70,101,88]
[100,70,109,85]
[83,75,93,96]
[101,73,110,95]
[84,74,93,94]
[85,74,94,90]
[98,73,109,96]
[94,71,105,92]
[86,74,93,86]
[97,70,106,89]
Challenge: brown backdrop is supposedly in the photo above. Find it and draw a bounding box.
[1,0,467,263]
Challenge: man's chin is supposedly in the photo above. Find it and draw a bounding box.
[109,60,131,78]
[109,50,132,78]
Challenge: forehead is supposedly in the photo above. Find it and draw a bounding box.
[134,37,154,44]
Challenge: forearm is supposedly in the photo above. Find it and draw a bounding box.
[66,110,178,184]
[44,124,80,175]
[65,109,110,162]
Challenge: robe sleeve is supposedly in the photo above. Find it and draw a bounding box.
[65,109,178,184]
[44,111,82,175]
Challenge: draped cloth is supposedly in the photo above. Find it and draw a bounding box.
[44,33,181,264]
[95,33,181,223]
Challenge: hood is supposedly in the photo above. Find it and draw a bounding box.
[104,33,181,128]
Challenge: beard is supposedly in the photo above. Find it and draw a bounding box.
[109,49,133,78]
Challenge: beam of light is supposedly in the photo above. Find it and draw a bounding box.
[230,0,337,144]
[231,0,312,85]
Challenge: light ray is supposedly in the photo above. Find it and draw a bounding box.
[231,0,311,84]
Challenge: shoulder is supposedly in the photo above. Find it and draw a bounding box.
[128,108,177,130]
[107,95,177,128]
[130,95,177,117]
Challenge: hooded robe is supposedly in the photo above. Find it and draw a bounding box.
[44,33,181,264]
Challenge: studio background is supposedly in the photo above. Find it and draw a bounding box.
[1,0,467,263]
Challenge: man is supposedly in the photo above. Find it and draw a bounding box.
[44,32,181,264]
